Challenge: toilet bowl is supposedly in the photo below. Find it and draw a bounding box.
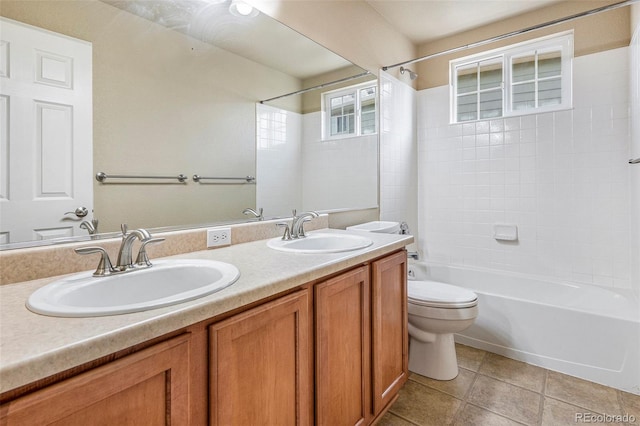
[407,279,478,380]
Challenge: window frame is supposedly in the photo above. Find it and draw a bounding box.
[450,31,573,123]
[322,81,378,140]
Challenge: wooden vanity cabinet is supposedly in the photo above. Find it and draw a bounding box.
[208,249,408,426]
[371,250,408,414]
[208,289,312,426]
[0,334,192,425]
[315,250,408,425]
[315,266,371,426]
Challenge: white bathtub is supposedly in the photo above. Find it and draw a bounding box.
[408,262,640,394]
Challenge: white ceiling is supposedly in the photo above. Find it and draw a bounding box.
[365,0,563,44]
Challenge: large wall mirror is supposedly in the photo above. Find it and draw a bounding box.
[0,0,378,249]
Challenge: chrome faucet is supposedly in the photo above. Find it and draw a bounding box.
[275,210,319,240]
[116,225,151,270]
[80,218,99,235]
[75,225,164,276]
[243,207,264,221]
[291,211,319,239]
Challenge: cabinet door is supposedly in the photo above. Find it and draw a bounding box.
[371,251,408,414]
[209,290,312,426]
[0,334,191,425]
[315,266,370,426]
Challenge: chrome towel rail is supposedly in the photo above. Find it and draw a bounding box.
[630,158,640,164]
[96,172,188,183]
[192,175,256,183]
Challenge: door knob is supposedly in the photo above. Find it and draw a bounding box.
[64,207,89,218]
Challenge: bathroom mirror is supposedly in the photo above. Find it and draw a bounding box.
[0,0,377,249]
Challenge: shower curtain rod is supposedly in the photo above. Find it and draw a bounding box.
[259,71,371,103]
[382,0,638,71]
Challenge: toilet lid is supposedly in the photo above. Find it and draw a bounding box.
[408,280,477,308]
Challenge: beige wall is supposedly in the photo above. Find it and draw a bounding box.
[1,0,302,233]
[416,0,631,89]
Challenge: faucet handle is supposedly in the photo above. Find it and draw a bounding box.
[298,218,312,238]
[276,222,291,240]
[120,223,128,236]
[75,247,115,276]
[135,237,165,267]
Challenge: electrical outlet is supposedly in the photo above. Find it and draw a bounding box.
[207,227,231,248]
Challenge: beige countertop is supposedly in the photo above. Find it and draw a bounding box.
[0,229,413,394]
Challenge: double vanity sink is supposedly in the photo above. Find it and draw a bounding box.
[26,231,374,318]
[1,224,412,425]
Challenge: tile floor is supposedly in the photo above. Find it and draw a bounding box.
[379,344,640,426]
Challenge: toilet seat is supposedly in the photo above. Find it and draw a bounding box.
[408,280,478,309]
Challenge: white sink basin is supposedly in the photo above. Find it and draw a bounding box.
[27,259,240,317]
[267,232,373,254]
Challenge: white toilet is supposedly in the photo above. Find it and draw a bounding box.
[407,279,478,380]
[346,221,478,380]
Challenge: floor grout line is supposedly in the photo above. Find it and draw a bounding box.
[468,371,544,395]
[463,401,531,426]
[386,411,422,426]
[536,369,549,426]
[452,371,479,425]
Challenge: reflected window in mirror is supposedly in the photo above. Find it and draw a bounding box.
[322,81,377,140]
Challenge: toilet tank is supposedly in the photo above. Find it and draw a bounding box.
[346,221,400,234]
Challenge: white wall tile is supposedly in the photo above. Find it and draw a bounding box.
[416,47,633,290]
[631,23,640,297]
[300,112,378,212]
[379,71,418,245]
[256,104,303,217]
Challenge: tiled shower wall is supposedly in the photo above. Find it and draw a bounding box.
[256,104,378,217]
[417,47,632,290]
[301,112,378,212]
[256,104,303,218]
[631,23,640,299]
[379,71,418,246]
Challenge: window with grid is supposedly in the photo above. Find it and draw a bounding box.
[451,32,573,123]
[323,82,377,139]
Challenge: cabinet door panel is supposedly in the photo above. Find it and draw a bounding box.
[371,251,408,414]
[209,290,311,426]
[0,334,191,425]
[315,266,370,426]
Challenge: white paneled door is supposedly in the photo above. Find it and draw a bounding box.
[0,17,92,244]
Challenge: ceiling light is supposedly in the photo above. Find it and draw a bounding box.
[229,1,259,17]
